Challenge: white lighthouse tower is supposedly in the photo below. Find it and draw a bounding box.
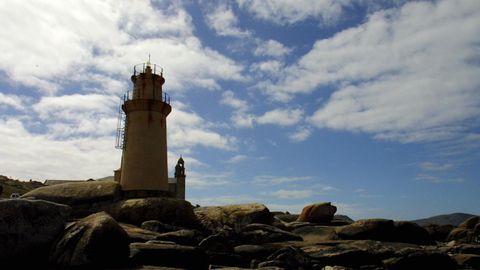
[114,60,171,195]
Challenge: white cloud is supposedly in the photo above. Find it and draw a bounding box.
[415,174,464,184]
[231,113,255,128]
[256,0,480,143]
[253,175,312,185]
[254,39,292,58]
[32,94,119,138]
[204,4,251,37]
[186,171,233,188]
[190,194,259,206]
[237,0,353,25]
[168,101,238,151]
[289,126,312,142]
[0,118,120,180]
[220,90,249,112]
[270,189,313,199]
[226,154,248,163]
[220,90,255,128]
[251,60,283,75]
[312,183,338,192]
[419,162,454,172]
[0,0,245,94]
[34,94,118,119]
[0,93,26,110]
[256,108,304,126]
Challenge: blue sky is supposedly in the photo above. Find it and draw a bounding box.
[0,0,479,220]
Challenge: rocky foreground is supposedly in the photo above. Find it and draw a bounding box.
[1,181,479,269]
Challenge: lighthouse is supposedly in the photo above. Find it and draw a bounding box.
[114,60,172,195]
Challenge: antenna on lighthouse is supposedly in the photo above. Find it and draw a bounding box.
[147,53,151,67]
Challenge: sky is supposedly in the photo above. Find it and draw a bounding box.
[0,0,479,220]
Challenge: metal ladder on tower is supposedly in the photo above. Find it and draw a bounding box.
[115,92,128,149]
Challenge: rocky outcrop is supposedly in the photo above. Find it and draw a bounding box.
[120,223,162,243]
[452,253,480,269]
[194,203,273,233]
[331,215,354,226]
[446,216,480,243]
[292,225,339,241]
[447,216,480,243]
[460,216,480,229]
[21,180,121,205]
[383,250,458,270]
[155,229,204,246]
[2,198,478,269]
[50,212,130,268]
[0,199,70,265]
[423,224,455,242]
[336,219,395,242]
[109,197,199,228]
[256,246,311,269]
[233,244,281,263]
[130,242,208,269]
[274,212,299,223]
[238,223,303,244]
[336,219,434,245]
[393,221,434,245]
[297,202,337,223]
[141,220,184,233]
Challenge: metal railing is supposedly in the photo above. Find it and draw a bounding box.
[121,90,170,104]
[133,63,163,76]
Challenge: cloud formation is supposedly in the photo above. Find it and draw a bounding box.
[237,0,352,25]
[255,0,480,143]
[204,3,251,37]
[0,0,245,94]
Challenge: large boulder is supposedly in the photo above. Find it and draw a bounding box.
[50,211,130,268]
[336,220,433,245]
[21,180,121,205]
[459,216,480,229]
[423,224,455,242]
[336,219,395,242]
[0,199,71,266]
[447,227,473,243]
[194,203,273,233]
[447,216,480,243]
[109,197,199,228]
[296,202,337,223]
[393,221,434,245]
